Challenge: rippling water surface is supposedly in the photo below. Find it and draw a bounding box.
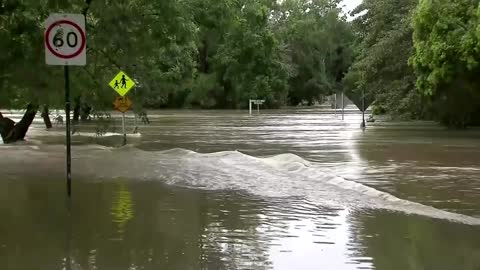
[1,107,480,270]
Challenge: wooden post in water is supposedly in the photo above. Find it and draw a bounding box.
[122,112,127,146]
[133,109,138,134]
[334,92,337,116]
[342,91,345,120]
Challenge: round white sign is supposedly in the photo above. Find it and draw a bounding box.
[44,14,86,66]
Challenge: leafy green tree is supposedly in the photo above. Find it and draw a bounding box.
[0,0,198,142]
[1,0,361,143]
[214,0,290,108]
[182,0,241,109]
[276,0,353,106]
[344,0,426,118]
[184,0,290,109]
[411,0,480,127]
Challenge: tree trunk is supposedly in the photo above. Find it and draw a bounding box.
[0,113,15,142]
[80,104,92,121]
[198,39,209,73]
[41,105,53,129]
[0,104,38,143]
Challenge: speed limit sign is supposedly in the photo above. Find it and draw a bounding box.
[44,14,86,66]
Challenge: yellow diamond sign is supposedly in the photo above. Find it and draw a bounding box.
[109,71,135,96]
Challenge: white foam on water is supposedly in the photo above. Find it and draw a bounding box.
[151,150,480,225]
[1,145,479,225]
[74,132,142,138]
[32,130,142,138]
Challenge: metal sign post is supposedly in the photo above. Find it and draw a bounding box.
[122,113,126,146]
[45,13,87,198]
[64,66,72,197]
[113,96,133,146]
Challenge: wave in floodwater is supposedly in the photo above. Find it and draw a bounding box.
[1,144,480,225]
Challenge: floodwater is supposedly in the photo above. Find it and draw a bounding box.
[1,107,480,270]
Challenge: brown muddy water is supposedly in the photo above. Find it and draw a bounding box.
[1,107,480,270]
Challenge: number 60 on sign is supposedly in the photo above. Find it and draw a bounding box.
[44,14,86,66]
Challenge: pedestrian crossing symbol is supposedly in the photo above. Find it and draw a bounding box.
[109,71,135,96]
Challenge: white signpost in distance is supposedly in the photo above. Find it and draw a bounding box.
[249,99,265,115]
[45,14,86,198]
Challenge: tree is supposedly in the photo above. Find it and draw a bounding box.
[184,0,290,109]
[0,104,38,143]
[214,0,290,108]
[0,0,64,141]
[275,0,354,106]
[0,0,198,142]
[343,0,425,118]
[411,0,480,127]
[182,0,240,109]
[1,0,362,143]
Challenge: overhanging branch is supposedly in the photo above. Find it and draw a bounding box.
[82,0,93,17]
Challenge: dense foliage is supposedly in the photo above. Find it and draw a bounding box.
[411,0,480,127]
[344,0,425,117]
[2,0,480,129]
[274,0,353,106]
[345,0,480,127]
[0,0,351,111]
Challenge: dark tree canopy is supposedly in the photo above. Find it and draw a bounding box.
[1,0,480,135]
[0,0,353,111]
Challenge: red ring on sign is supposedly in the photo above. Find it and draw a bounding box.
[45,19,86,59]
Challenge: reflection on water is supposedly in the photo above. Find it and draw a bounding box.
[111,183,134,238]
[0,180,480,270]
[1,108,480,269]
[356,211,480,270]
